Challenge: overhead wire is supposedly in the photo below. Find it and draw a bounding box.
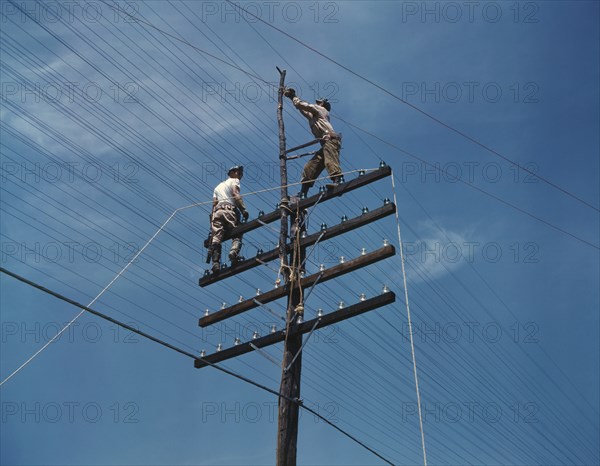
[223,0,599,214]
[3,2,596,462]
[51,0,598,252]
[223,17,596,458]
[0,266,396,466]
[1,8,412,462]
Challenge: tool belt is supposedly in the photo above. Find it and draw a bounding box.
[215,202,236,211]
[322,131,341,141]
[215,202,241,222]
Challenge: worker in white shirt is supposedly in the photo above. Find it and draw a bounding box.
[209,166,249,273]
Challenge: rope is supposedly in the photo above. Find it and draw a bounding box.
[1,167,378,385]
[238,168,377,202]
[0,203,205,386]
[391,171,428,466]
[179,168,376,208]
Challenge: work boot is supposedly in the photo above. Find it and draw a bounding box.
[228,239,243,264]
[299,182,310,199]
[211,244,222,274]
[326,176,341,190]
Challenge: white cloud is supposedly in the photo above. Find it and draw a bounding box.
[404,221,470,282]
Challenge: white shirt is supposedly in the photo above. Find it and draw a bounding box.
[213,177,240,206]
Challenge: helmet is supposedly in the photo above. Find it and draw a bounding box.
[228,165,244,176]
[316,98,331,111]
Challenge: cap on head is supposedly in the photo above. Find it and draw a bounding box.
[228,165,244,176]
[316,98,331,111]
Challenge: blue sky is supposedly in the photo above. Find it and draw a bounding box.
[1,1,598,465]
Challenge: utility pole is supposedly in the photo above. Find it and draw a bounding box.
[195,68,397,465]
[275,67,303,465]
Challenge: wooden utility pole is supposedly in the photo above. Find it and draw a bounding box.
[275,67,303,466]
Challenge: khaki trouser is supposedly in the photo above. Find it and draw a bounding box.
[301,139,341,187]
[210,205,243,265]
[210,207,240,247]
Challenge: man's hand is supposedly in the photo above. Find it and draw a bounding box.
[283,87,296,99]
[242,210,249,221]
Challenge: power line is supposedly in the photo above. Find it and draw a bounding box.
[0,266,396,466]
[66,2,600,251]
[335,117,599,250]
[97,0,270,86]
[224,0,599,214]
[4,2,596,462]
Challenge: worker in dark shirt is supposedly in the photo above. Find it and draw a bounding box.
[284,88,342,197]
